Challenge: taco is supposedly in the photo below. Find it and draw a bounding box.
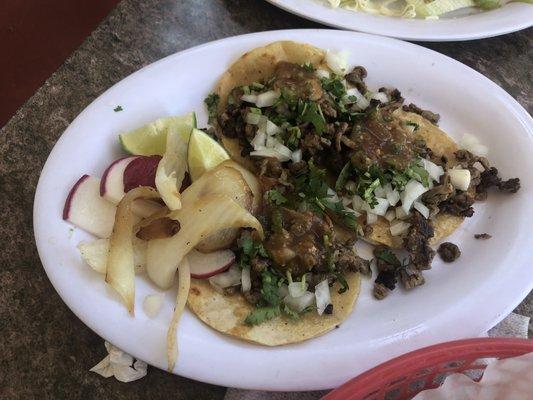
[188,40,520,342]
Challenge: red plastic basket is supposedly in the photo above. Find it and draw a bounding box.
[323,338,533,400]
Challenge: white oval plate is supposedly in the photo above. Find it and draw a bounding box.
[34,30,533,391]
[266,0,533,41]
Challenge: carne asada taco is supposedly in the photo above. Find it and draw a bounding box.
[198,39,519,315]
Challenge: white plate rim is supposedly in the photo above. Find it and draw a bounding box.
[33,29,533,391]
[265,0,533,41]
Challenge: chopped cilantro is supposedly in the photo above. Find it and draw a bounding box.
[249,107,262,115]
[363,178,380,207]
[375,248,401,267]
[271,208,284,233]
[285,126,301,150]
[245,306,280,325]
[113,105,123,112]
[321,75,347,99]
[335,162,352,191]
[405,121,419,131]
[266,189,288,205]
[334,272,350,294]
[298,101,326,135]
[204,93,219,122]
[282,304,300,319]
[251,82,265,91]
[302,62,315,72]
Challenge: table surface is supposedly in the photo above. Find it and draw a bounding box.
[0,0,531,398]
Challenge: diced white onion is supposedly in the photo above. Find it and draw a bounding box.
[344,206,361,218]
[273,142,293,159]
[364,198,389,216]
[422,159,445,182]
[386,187,400,206]
[284,291,315,313]
[241,266,251,293]
[341,196,352,206]
[405,124,416,134]
[265,135,277,148]
[449,168,471,191]
[143,294,163,318]
[327,188,340,202]
[352,195,364,211]
[245,112,262,125]
[374,185,386,198]
[384,209,396,222]
[266,120,281,136]
[413,201,430,219]
[470,143,489,157]
[288,281,308,298]
[315,280,332,316]
[345,87,370,110]
[400,179,429,214]
[291,149,302,163]
[250,148,291,162]
[345,180,356,193]
[255,90,280,108]
[366,212,378,225]
[241,94,257,104]
[325,50,349,75]
[251,131,266,150]
[395,206,409,220]
[390,221,411,236]
[315,69,330,79]
[370,92,389,103]
[208,265,241,289]
[460,133,489,157]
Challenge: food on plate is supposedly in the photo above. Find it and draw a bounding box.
[437,242,461,262]
[323,0,533,19]
[64,40,520,370]
[208,40,519,301]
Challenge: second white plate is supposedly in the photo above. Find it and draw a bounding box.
[266,0,533,41]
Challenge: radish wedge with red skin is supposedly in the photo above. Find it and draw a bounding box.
[100,156,162,218]
[187,249,235,279]
[63,175,116,238]
[100,156,139,200]
[123,155,161,192]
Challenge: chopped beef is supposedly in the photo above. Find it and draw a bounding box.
[474,233,492,240]
[421,177,454,214]
[402,103,440,125]
[324,304,333,314]
[439,192,475,217]
[477,167,520,195]
[438,242,461,263]
[333,122,350,152]
[375,270,397,291]
[251,257,269,272]
[499,177,521,193]
[404,211,435,270]
[345,66,368,93]
[301,133,323,155]
[288,160,308,176]
[319,98,338,118]
[455,149,490,170]
[335,246,371,276]
[373,282,390,300]
[378,87,404,105]
[398,265,425,290]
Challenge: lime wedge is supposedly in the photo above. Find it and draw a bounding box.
[188,129,230,181]
[119,114,197,156]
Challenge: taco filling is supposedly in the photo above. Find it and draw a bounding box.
[206,41,520,308]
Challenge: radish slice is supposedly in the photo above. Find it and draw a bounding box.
[100,156,139,200]
[187,248,235,279]
[315,279,332,316]
[63,175,117,238]
[123,155,161,192]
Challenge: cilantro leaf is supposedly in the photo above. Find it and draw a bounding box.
[334,272,350,294]
[204,93,220,122]
[266,189,288,205]
[335,162,352,191]
[375,248,401,267]
[245,306,280,325]
[298,101,326,135]
[282,304,300,320]
[113,105,123,112]
[321,76,347,99]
